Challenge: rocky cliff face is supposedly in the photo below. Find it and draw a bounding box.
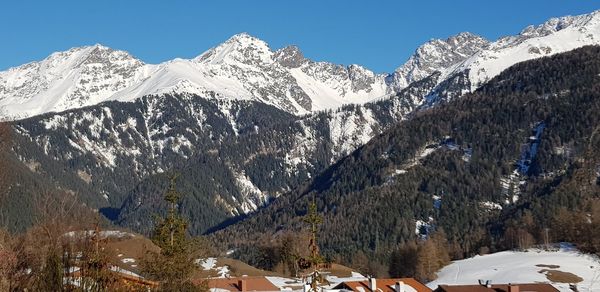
[392,32,490,89]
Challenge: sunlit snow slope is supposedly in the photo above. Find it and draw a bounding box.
[428,245,600,292]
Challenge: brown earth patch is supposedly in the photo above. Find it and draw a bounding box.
[538,269,583,283]
[105,233,160,273]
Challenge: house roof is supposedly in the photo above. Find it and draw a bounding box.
[66,266,158,288]
[434,283,559,292]
[333,278,432,292]
[112,270,158,287]
[207,276,281,292]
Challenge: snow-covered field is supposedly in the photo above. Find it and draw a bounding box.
[428,244,600,292]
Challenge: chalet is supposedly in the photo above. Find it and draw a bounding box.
[65,265,158,289]
[207,276,281,292]
[332,278,432,292]
[433,283,559,292]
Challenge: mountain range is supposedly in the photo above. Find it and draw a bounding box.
[3,10,599,121]
[1,10,600,260]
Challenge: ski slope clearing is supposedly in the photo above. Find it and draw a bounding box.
[427,245,600,292]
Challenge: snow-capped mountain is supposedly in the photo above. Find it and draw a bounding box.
[438,10,600,92]
[274,45,390,110]
[391,32,490,89]
[0,33,396,120]
[0,31,491,121]
[0,45,150,120]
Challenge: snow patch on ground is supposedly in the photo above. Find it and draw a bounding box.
[480,201,503,210]
[415,217,434,237]
[121,258,136,264]
[428,245,600,292]
[216,266,230,278]
[198,257,217,270]
[433,194,442,209]
[196,257,230,278]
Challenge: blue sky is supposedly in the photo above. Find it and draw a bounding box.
[0,0,597,73]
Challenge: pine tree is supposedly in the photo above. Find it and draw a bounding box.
[389,242,418,278]
[0,122,10,150]
[141,175,204,292]
[154,175,188,256]
[303,198,325,291]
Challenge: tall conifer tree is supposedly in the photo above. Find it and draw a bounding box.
[141,174,203,292]
[303,198,325,291]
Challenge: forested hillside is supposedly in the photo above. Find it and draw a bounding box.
[0,123,100,232]
[214,46,600,274]
[1,72,434,234]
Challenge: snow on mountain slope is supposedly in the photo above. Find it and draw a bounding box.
[427,245,600,292]
[392,32,490,89]
[441,10,600,91]
[327,106,379,157]
[0,45,150,120]
[232,169,270,214]
[289,63,389,111]
[0,29,495,121]
[0,33,395,120]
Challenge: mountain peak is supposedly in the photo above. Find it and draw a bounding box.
[195,33,273,65]
[274,45,305,68]
[2,10,599,121]
[392,31,489,88]
[59,43,113,56]
[76,44,143,67]
[90,43,110,49]
[520,10,600,38]
[39,44,142,68]
[445,32,489,48]
[0,43,146,120]
[226,32,260,42]
[441,9,600,92]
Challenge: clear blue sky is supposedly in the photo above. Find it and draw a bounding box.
[0,0,597,73]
